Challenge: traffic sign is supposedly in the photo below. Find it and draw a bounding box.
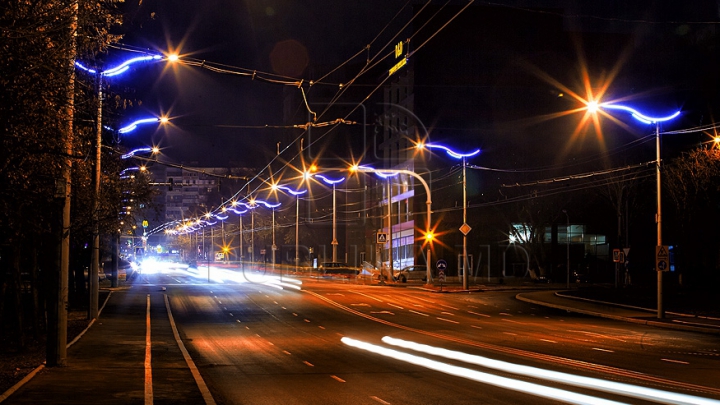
[459,223,472,235]
[376,232,388,244]
[436,259,447,271]
[656,245,669,272]
[612,249,624,263]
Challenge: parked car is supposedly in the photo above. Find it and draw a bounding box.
[319,262,360,278]
[395,265,428,283]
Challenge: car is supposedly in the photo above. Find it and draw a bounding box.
[395,265,428,283]
[319,262,360,278]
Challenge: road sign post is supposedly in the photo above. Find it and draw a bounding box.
[656,245,669,272]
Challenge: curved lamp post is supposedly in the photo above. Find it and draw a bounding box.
[351,165,434,286]
[272,184,308,273]
[315,174,346,263]
[418,143,480,290]
[598,102,680,319]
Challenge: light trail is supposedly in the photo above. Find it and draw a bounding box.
[342,337,627,405]
[382,336,720,405]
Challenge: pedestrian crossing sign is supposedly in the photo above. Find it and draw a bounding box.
[376,233,388,244]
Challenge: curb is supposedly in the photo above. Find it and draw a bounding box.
[516,292,720,336]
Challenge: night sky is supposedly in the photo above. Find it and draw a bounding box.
[110,1,720,173]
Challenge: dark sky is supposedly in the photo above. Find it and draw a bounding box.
[111,1,720,172]
[114,0,410,167]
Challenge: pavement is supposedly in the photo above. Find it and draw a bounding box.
[2,282,720,404]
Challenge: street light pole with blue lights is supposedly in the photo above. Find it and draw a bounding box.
[351,165,434,286]
[596,101,680,319]
[418,143,480,290]
[76,53,170,319]
[316,174,346,263]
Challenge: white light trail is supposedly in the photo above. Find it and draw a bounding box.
[342,337,626,405]
[381,336,720,405]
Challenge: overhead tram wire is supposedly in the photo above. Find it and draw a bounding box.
[144,1,479,229]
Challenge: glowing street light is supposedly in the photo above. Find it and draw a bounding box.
[597,102,680,319]
[118,117,168,134]
[351,164,434,285]
[315,174,346,263]
[417,142,480,290]
[272,184,308,273]
[121,146,160,160]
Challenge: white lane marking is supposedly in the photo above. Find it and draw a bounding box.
[440,304,459,310]
[540,339,557,344]
[304,319,311,323]
[351,303,371,307]
[303,361,314,367]
[437,317,459,324]
[468,311,490,318]
[499,312,513,316]
[319,326,325,329]
[228,313,233,317]
[145,295,153,405]
[592,348,615,353]
[471,325,483,329]
[164,294,217,405]
[661,358,690,365]
[569,330,627,343]
[292,313,298,316]
[371,311,395,315]
[440,311,455,316]
[389,303,404,309]
[352,291,384,302]
[409,310,429,317]
[331,375,346,383]
[503,332,517,336]
[370,396,391,405]
[283,350,291,355]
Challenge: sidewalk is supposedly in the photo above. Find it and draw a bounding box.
[0,287,206,405]
[516,289,720,335]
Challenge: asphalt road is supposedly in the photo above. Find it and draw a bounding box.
[129,265,720,404]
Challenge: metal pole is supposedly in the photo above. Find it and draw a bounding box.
[656,122,664,319]
[251,206,255,265]
[563,210,569,289]
[272,208,277,277]
[295,194,300,272]
[387,179,392,281]
[239,215,243,262]
[462,157,468,290]
[332,184,338,262]
[90,73,102,320]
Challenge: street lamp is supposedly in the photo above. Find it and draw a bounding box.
[229,201,248,262]
[315,174,346,263]
[598,102,680,319]
[562,210,570,289]
[272,184,307,273]
[417,142,480,290]
[351,165,434,285]
[75,53,166,319]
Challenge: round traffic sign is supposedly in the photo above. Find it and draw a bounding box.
[436,259,447,271]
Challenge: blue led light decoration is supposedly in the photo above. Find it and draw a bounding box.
[600,103,680,125]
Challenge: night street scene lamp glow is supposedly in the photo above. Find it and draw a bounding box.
[121,146,160,160]
[75,54,163,77]
[599,103,680,124]
[417,142,480,160]
[118,117,168,134]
